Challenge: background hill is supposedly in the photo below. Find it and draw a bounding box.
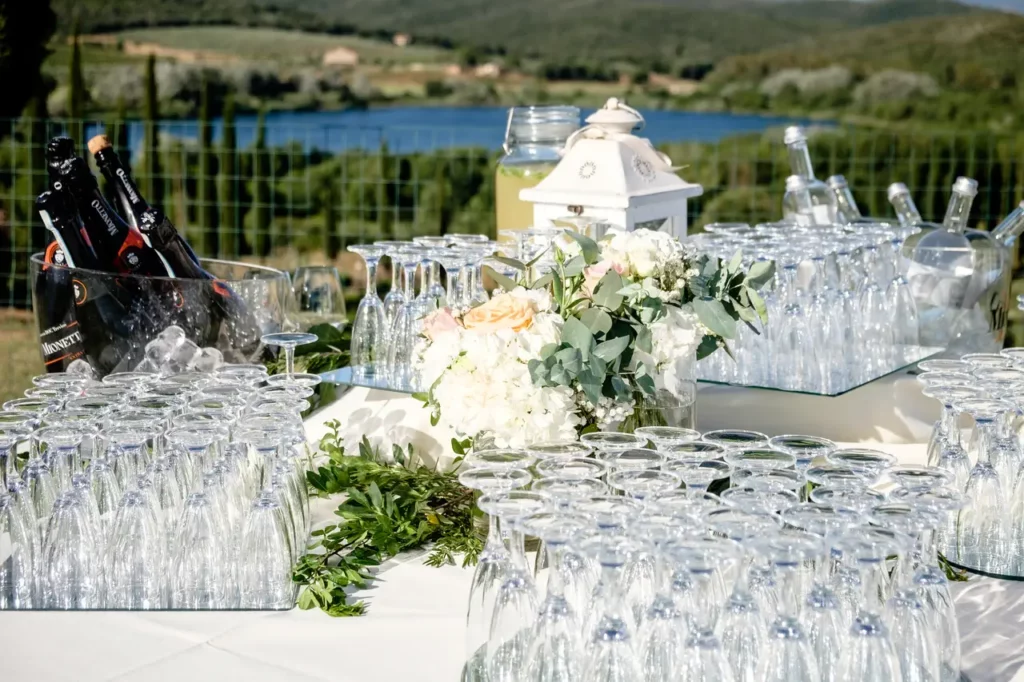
[53,0,981,67]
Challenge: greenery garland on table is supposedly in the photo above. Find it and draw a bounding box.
[292,421,482,616]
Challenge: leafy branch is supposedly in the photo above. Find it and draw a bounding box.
[293,422,482,617]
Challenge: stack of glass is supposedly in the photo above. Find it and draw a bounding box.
[347,234,512,391]
[692,219,926,394]
[918,348,1024,576]
[0,361,314,610]
[459,427,964,682]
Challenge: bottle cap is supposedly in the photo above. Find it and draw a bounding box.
[826,175,848,190]
[887,183,909,202]
[952,176,978,197]
[783,126,807,146]
[785,175,809,192]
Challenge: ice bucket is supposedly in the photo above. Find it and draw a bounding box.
[30,253,293,376]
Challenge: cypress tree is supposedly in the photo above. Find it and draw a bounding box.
[142,55,163,207]
[323,179,339,259]
[197,76,218,257]
[26,93,48,255]
[219,93,239,257]
[253,109,271,259]
[67,26,85,148]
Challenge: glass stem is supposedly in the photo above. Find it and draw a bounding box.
[364,259,379,298]
[858,564,882,616]
[285,345,296,376]
[545,544,566,599]
[429,262,440,290]
[940,404,958,443]
[445,267,462,307]
[391,259,404,295]
[483,511,505,556]
[403,263,418,299]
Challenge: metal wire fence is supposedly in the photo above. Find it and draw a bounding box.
[3,116,1024,310]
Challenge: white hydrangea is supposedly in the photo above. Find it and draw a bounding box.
[601,228,685,279]
[648,304,703,371]
[423,313,582,449]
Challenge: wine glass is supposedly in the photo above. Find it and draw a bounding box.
[431,247,473,310]
[375,240,413,325]
[458,467,533,669]
[536,457,607,481]
[702,429,770,450]
[724,448,797,471]
[634,426,701,450]
[260,332,318,378]
[483,491,551,682]
[662,458,730,495]
[832,528,904,682]
[292,265,347,330]
[768,434,836,470]
[412,235,450,306]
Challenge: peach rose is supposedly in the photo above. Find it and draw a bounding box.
[422,308,462,341]
[583,259,627,298]
[462,293,535,333]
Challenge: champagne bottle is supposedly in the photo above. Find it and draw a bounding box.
[942,177,978,233]
[36,190,100,270]
[992,200,1024,247]
[783,126,836,226]
[887,183,923,227]
[88,135,206,272]
[55,156,174,277]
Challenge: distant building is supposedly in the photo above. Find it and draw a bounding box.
[393,33,412,47]
[322,47,360,67]
[444,64,463,77]
[474,63,502,78]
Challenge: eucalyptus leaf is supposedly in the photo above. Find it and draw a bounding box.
[746,260,776,290]
[482,265,518,293]
[554,346,583,374]
[693,296,738,339]
[580,308,613,335]
[491,255,526,271]
[562,254,586,278]
[564,230,601,264]
[531,272,555,290]
[594,335,631,362]
[577,365,606,405]
[593,271,625,311]
[561,316,594,357]
[747,287,769,323]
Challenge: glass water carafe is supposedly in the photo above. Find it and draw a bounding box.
[495,106,579,238]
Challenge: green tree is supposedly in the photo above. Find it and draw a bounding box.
[0,0,57,120]
[219,93,240,257]
[253,110,271,258]
[67,25,85,147]
[197,76,218,257]
[323,179,339,259]
[142,55,163,208]
[25,93,48,255]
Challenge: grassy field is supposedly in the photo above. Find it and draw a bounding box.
[0,309,44,403]
[109,27,455,65]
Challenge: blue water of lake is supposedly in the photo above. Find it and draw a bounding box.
[86,106,827,157]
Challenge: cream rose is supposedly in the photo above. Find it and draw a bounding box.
[421,307,461,341]
[463,293,535,333]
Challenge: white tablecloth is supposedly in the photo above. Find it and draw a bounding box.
[3,374,1024,682]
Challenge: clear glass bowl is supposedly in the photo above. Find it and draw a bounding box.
[31,253,293,377]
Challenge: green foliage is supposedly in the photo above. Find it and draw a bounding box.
[142,55,162,207]
[293,423,482,616]
[252,109,272,258]
[219,93,240,257]
[67,28,85,121]
[197,76,219,257]
[0,0,56,120]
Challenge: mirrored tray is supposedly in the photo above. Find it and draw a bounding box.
[697,345,944,397]
[320,346,944,398]
[942,554,1024,582]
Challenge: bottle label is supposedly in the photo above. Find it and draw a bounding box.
[115,168,142,205]
[39,321,85,368]
[90,199,120,238]
[72,279,88,305]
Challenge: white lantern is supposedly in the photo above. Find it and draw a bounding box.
[519,98,703,240]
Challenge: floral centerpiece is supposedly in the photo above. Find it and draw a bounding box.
[417,228,773,449]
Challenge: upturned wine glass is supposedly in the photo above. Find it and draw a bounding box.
[634,426,701,450]
[662,458,730,495]
[576,532,646,682]
[527,441,593,461]
[768,434,836,470]
[832,528,904,682]
[724,448,797,471]
[348,244,389,384]
[483,491,551,682]
[459,467,533,669]
[104,490,165,609]
[754,530,824,682]
[702,429,770,451]
[536,457,607,481]
[43,492,104,609]
[260,332,318,378]
[0,493,35,608]
[517,512,590,682]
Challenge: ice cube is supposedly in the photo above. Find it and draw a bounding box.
[66,358,96,380]
[193,347,223,372]
[145,338,176,366]
[166,338,201,373]
[133,358,159,374]
[158,325,186,348]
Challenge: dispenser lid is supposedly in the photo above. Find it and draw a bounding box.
[584,98,645,135]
